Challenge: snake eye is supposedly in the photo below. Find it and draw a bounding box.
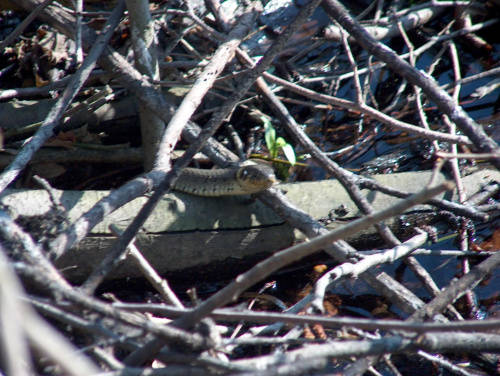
[237,166,255,183]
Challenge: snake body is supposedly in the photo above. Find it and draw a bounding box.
[172,163,276,197]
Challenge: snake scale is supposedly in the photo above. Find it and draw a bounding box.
[171,162,276,197]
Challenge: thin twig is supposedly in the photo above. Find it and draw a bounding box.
[109,224,184,308]
[126,0,163,171]
[310,230,428,313]
[113,302,500,333]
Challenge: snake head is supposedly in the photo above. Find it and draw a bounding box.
[236,164,276,193]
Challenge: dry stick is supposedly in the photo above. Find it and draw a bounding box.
[79,4,260,294]
[225,123,246,160]
[90,348,125,371]
[456,5,491,52]
[446,41,466,207]
[160,60,208,69]
[161,23,198,60]
[322,0,500,169]
[0,70,107,100]
[0,245,35,376]
[397,16,439,151]
[0,0,126,193]
[323,6,444,42]
[436,152,500,160]
[405,260,462,319]
[359,249,496,257]
[73,0,83,65]
[122,0,328,365]
[230,332,500,371]
[108,224,184,308]
[0,246,102,376]
[32,175,70,227]
[393,1,483,17]
[116,302,500,333]
[339,24,363,105]
[446,40,478,318]
[28,296,138,349]
[204,0,232,31]
[237,357,329,376]
[126,0,163,171]
[310,230,429,313]
[447,40,469,246]
[170,183,453,331]
[443,66,500,91]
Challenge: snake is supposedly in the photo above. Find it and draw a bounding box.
[171,162,276,197]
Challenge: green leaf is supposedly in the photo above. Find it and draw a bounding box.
[263,117,277,158]
[281,143,296,166]
[261,116,272,131]
[261,117,296,164]
[275,137,287,148]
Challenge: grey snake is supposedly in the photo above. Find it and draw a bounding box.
[171,162,276,196]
